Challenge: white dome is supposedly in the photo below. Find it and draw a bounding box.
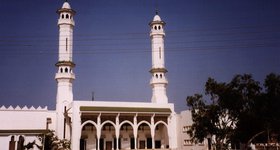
[62,2,71,9]
[153,15,161,21]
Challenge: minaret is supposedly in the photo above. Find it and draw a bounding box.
[55,1,76,140]
[149,12,168,104]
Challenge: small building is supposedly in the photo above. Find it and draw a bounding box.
[177,110,208,150]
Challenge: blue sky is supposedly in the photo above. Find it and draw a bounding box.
[0,0,279,112]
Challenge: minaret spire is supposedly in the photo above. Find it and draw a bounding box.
[149,13,168,104]
[55,1,76,140]
[155,0,159,15]
[155,8,159,15]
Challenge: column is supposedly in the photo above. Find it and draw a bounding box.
[133,114,138,150]
[167,113,178,149]
[151,114,155,149]
[115,114,120,150]
[71,105,81,150]
[97,114,101,150]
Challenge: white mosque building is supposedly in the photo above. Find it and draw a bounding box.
[0,2,208,150]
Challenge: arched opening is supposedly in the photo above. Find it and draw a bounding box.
[154,123,169,149]
[80,123,97,150]
[17,135,25,150]
[137,123,152,149]
[160,74,163,78]
[65,68,68,73]
[66,14,69,19]
[158,26,161,30]
[154,26,157,30]
[120,122,134,150]
[101,122,116,150]
[9,136,15,150]
[60,68,63,73]
[61,14,64,19]
[155,74,158,78]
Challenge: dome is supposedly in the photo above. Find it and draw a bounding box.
[153,15,161,21]
[62,2,71,9]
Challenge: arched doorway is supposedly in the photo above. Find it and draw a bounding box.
[154,122,169,149]
[80,122,97,150]
[137,122,151,149]
[101,122,115,150]
[120,122,134,149]
[17,136,25,150]
[9,136,16,150]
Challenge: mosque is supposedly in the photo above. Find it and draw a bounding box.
[0,1,208,150]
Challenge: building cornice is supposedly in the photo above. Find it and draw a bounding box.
[150,68,168,73]
[149,20,166,26]
[0,129,50,135]
[56,8,76,15]
[55,61,76,67]
[80,106,171,114]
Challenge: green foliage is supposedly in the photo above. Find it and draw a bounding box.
[44,131,71,150]
[187,73,280,149]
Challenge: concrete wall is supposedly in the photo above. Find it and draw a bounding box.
[0,107,56,150]
[177,110,208,150]
[0,108,56,130]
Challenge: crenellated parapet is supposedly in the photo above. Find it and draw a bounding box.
[0,105,48,111]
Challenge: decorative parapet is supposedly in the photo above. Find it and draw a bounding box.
[0,105,48,111]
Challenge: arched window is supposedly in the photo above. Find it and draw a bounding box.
[154,26,157,30]
[66,14,69,19]
[65,68,68,73]
[60,68,63,73]
[62,14,64,19]
[155,74,158,78]
[17,136,25,150]
[158,26,161,30]
[9,136,15,150]
[160,74,163,78]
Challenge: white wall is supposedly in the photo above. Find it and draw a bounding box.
[0,109,56,130]
[177,110,208,150]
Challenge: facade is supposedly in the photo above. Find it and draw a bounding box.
[177,111,208,150]
[0,2,207,150]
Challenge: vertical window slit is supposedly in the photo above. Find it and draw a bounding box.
[66,38,68,51]
[159,47,161,59]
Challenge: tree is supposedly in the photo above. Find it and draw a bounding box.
[237,73,280,145]
[187,74,262,149]
[264,73,280,131]
[44,131,71,150]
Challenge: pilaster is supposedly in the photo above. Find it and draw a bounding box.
[71,104,81,150]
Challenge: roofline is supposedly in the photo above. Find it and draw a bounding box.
[56,8,76,15]
[149,20,166,26]
[0,129,50,135]
[80,106,172,114]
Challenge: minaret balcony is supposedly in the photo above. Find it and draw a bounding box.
[150,77,168,85]
[150,31,165,37]
[55,73,75,80]
[58,19,75,26]
[150,29,165,32]
[150,68,168,73]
